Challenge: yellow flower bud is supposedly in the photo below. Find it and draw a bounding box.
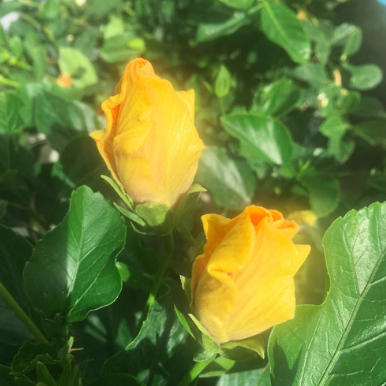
[191,206,310,344]
[90,58,205,207]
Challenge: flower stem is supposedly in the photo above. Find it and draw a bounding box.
[0,281,49,344]
[177,358,215,386]
[146,232,174,308]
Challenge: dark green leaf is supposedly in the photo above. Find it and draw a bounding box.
[261,2,311,64]
[88,374,146,386]
[269,201,386,386]
[0,92,24,134]
[36,362,56,386]
[34,90,103,151]
[11,341,58,374]
[196,12,250,42]
[52,136,107,195]
[0,365,17,386]
[23,186,126,322]
[221,113,293,164]
[103,282,198,386]
[353,96,386,119]
[343,63,383,90]
[0,225,33,345]
[297,169,339,217]
[196,146,256,210]
[353,120,386,147]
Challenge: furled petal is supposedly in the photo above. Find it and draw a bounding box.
[192,206,310,344]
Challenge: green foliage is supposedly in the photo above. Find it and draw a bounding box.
[0,0,386,385]
[269,201,386,385]
[23,186,126,322]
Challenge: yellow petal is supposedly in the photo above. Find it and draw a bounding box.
[89,58,204,206]
[194,211,255,342]
[192,206,311,344]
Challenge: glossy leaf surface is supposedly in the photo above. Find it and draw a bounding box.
[23,186,126,322]
[269,201,386,386]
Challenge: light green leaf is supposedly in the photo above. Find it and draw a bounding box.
[297,169,339,217]
[23,186,126,322]
[214,369,266,386]
[343,63,383,90]
[291,63,329,87]
[319,115,349,139]
[196,146,256,210]
[261,2,311,64]
[196,12,250,42]
[269,201,386,386]
[353,120,386,147]
[215,65,232,98]
[251,78,301,117]
[58,47,98,89]
[221,113,293,165]
[333,23,362,57]
[40,0,59,19]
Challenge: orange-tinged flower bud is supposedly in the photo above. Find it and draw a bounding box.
[191,206,310,344]
[90,58,205,207]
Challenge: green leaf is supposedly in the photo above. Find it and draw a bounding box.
[88,374,146,386]
[0,365,17,386]
[214,368,267,386]
[318,115,349,139]
[0,92,24,134]
[53,136,107,195]
[251,78,302,118]
[196,12,250,42]
[328,137,355,164]
[0,225,33,345]
[40,0,59,19]
[100,34,145,64]
[23,186,126,322]
[34,90,104,151]
[202,356,266,378]
[333,23,362,58]
[36,362,56,386]
[58,47,98,89]
[103,282,198,386]
[221,113,293,165]
[196,146,256,210]
[291,63,329,87]
[11,341,58,374]
[269,201,386,386]
[343,63,383,90]
[353,96,386,119]
[297,169,339,217]
[217,0,254,10]
[135,202,174,234]
[353,120,386,147]
[215,65,232,98]
[261,2,311,65]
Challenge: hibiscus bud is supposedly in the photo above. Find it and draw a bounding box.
[191,206,310,344]
[90,58,205,207]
